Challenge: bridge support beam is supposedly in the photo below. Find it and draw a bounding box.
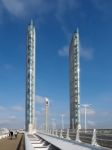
[60,129,63,138]
[91,129,99,147]
[66,129,71,140]
[55,130,58,137]
[76,128,81,142]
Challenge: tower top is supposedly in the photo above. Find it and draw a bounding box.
[76,28,79,34]
[30,19,33,26]
[74,28,79,35]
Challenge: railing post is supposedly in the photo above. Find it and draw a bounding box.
[49,129,51,134]
[91,129,99,146]
[55,130,58,137]
[60,129,63,138]
[66,129,71,140]
[47,129,49,134]
[52,129,54,135]
[76,128,81,142]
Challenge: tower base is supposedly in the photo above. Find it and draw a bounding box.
[28,124,36,134]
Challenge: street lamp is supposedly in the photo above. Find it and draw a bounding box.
[82,104,92,133]
[45,97,49,131]
[51,118,56,130]
[60,114,65,129]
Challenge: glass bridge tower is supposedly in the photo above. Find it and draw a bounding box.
[69,29,81,130]
[26,20,36,133]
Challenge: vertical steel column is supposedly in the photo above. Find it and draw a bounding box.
[26,20,36,133]
[69,29,80,129]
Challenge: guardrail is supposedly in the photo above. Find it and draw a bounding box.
[38,129,112,149]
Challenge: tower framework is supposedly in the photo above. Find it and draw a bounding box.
[26,20,36,133]
[69,29,80,129]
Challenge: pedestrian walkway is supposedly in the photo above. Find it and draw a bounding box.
[0,133,24,150]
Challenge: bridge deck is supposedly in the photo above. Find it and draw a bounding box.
[0,133,24,150]
[37,132,109,150]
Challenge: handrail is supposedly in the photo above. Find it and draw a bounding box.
[38,129,112,149]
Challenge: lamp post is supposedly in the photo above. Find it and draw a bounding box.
[45,98,49,131]
[60,114,65,129]
[52,118,56,130]
[82,104,92,133]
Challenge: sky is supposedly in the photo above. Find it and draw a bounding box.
[0,0,112,129]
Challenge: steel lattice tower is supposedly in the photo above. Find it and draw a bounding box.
[69,29,81,129]
[26,20,36,133]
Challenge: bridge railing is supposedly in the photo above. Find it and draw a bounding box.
[38,129,112,149]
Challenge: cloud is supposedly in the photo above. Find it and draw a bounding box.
[91,0,112,18]
[11,106,24,111]
[0,0,80,21]
[0,106,6,111]
[9,115,16,120]
[55,0,79,22]
[0,115,16,125]
[80,45,94,60]
[58,45,69,57]
[35,95,46,104]
[87,120,95,127]
[0,119,12,125]
[0,118,24,128]
[80,107,96,115]
[4,64,14,70]
[1,0,111,23]
[1,0,26,18]
[0,64,14,71]
[1,0,52,18]
[0,105,24,128]
[58,44,94,60]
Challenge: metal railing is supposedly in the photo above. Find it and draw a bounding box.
[38,129,112,149]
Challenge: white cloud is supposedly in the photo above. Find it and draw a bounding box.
[58,45,69,57]
[58,44,94,60]
[0,0,80,20]
[91,0,112,18]
[1,0,26,18]
[11,106,24,111]
[80,45,94,60]
[0,105,24,128]
[87,120,95,127]
[4,64,14,70]
[1,0,111,22]
[0,106,6,111]
[35,95,46,104]
[9,115,16,120]
[0,64,14,71]
[0,119,11,125]
[0,118,24,128]
[1,0,54,18]
[81,107,96,115]
[56,0,79,22]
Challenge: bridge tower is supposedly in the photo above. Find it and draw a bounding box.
[25,20,36,133]
[69,29,81,129]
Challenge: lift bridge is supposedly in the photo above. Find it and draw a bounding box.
[1,22,111,150]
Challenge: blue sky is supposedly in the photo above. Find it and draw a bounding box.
[0,0,112,129]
